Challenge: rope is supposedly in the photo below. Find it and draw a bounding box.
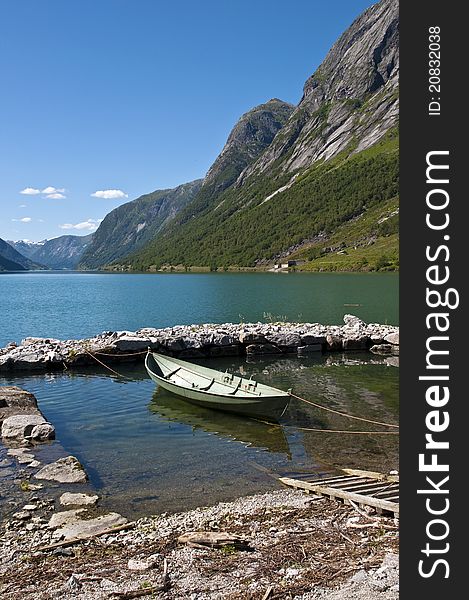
[95,350,149,358]
[289,392,399,430]
[83,350,133,379]
[252,417,399,436]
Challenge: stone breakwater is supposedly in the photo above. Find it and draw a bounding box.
[0,314,399,373]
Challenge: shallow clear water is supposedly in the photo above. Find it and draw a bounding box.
[0,271,398,346]
[1,353,398,519]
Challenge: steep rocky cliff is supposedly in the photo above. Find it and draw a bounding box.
[239,0,398,181]
[203,99,294,195]
[126,0,399,270]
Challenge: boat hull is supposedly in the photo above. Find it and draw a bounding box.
[145,352,290,421]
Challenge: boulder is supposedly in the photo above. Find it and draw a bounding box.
[60,492,99,507]
[180,336,203,350]
[239,331,267,344]
[52,512,127,541]
[165,337,185,352]
[370,344,394,355]
[10,353,48,370]
[245,343,281,355]
[266,333,301,348]
[326,335,343,351]
[210,333,237,346]
[343,314,366,328]
[35,456,87,483]
[384,332,399,346]
[48,509,86,529]
[30,422,55,441]
[1,414,54,442]
[343,336,371,351]
[114,336,151,352]
[0,386,39,422]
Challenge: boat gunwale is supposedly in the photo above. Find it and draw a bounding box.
[145,352,291,403]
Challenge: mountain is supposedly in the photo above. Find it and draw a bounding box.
[125,0,398,271]
[7,240,46,260]
[202,99,295,198]
[0,238,46,271]
[32,235,93,269]
[79,180,203,269]
[8,235,93,269]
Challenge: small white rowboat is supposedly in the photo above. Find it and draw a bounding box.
[145,351,291,421]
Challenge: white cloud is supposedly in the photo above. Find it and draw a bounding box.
[46,193,66,199]
[42,186,66,194]
[12,217,33,223]
[19,204,27,208]
[20,187,40,195]
[91,189,128,199]
[59,218,102,232]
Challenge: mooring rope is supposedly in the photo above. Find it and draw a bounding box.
[94,350,149,358]
[251,417,399,435]
[83,349,133,379]
[289,392,399,429]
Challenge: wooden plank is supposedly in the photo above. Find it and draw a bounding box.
[312,478,371,489]
[373,490,400,499]
[279,477,399,515]
[342,468,399,483]
[336,482,398,495]
[300,474,366,485]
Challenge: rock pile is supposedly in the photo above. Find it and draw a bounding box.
[0,315,399,373]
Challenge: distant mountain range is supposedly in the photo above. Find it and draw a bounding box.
[0,238,46,271]
[3,0,399,274]
[7,235,93,270]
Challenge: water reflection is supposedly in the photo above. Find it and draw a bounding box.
[1,352,398,518]
[149,387,292,458]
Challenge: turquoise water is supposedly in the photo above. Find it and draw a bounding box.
[0,271,398,346]
[0,272,398,519]
[1,354,398,519]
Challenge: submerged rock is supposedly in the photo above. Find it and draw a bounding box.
[35,456,87,484]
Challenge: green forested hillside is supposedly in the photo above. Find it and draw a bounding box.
[125,129,398,270]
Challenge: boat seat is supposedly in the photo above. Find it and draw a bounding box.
[165,367,181,379]
[198,378,214,391]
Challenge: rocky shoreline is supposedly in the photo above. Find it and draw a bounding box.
[1,371,399,599]
[1,486,399,599]
[0,315,399,373]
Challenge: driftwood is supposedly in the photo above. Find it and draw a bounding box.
[37,521,137,551]
[177,531,251,550]
[261,585,274,600]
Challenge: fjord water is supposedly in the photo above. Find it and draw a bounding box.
[0,271,398,346]
[2,354,398,518]
[0,271,398,519]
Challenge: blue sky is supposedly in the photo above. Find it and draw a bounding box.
[0,0,373,242]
